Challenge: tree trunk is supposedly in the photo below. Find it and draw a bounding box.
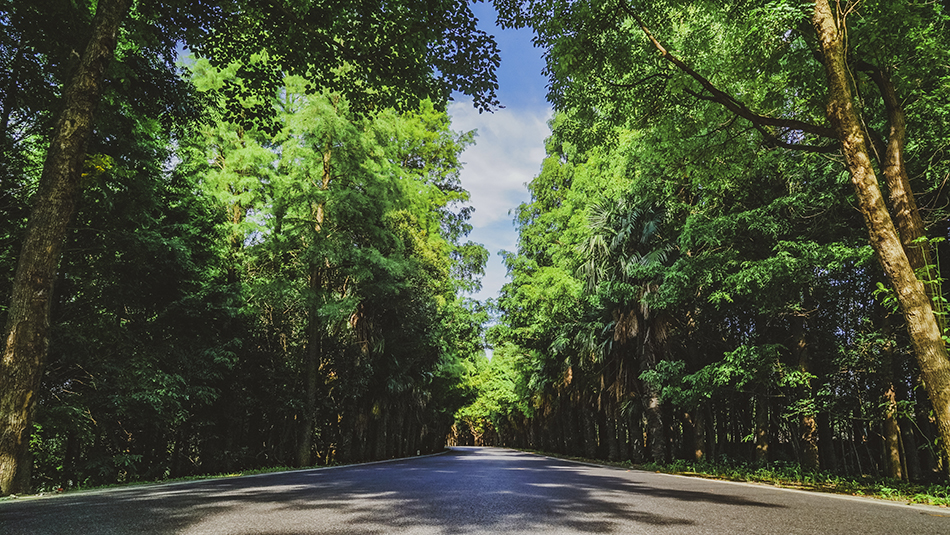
[562,396,580,456]
[627,400,644,463]
[882,383,903,480]
[687,408,706,463]
[375,402,388,460]
[0,0,130,496]
[617,409,631,461]
[406,415,419,457]
[812,0,950,470]
[799,412,820,470]
[605,399,620,462]
[792,309,820,471]
[392,400,406,458]
[818,410,838,472]
[704,403,716,462]
[719,403,730,458]
[754,390,769,465]
[864,65,942,325]
[296,140,336,467]
[896,379,922,481]
[295,263,323,467]
[582,400,598,459]
[642,383,666,463]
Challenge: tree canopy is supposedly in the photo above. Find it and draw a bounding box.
[5,0,950,496]
[451,0,950,483]
[0,0,498,494]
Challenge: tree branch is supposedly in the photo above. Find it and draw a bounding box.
[682,88,838,153]
[619,0,838,141]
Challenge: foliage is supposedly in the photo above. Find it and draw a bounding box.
[639,458,950,507]
[452,0,950,483]
[7,39,490,489]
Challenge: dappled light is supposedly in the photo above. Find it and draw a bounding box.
[4,448,947,534]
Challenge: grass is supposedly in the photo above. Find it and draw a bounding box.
[0,464,333,501]
[645,458,950,506]
[524,450,950,507]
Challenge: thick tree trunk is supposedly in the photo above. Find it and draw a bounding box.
[0,0,130,496]
[865,65,942,319]
[812,0,950,470]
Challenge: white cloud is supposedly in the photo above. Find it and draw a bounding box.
[450,102,552,228]
[449,101,553,302]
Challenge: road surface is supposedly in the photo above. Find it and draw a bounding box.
[2,447,948,534]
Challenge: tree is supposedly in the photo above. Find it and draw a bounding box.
[1,0,501,495]
[495,0,950,471]
[186,57,489,468]
[582,195,676,462]
[0,0,131,495]
[810,0,950,469]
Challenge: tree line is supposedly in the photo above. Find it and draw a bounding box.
[455,0,950,483]
[0,0,498,494]
[5,0,950,496]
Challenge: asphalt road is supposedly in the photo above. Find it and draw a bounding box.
[2,447,949,534]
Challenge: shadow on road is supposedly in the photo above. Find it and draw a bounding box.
[1,447,784,534]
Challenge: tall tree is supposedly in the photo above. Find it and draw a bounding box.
[1,0,500,495]
[581,195,675,463]
[495,0,950,470]
[0,0,130,494]
[810,0,950,468]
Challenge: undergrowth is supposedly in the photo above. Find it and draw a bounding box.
[633,457,949,506]
[2,464,323,500]
[520,449,950,506]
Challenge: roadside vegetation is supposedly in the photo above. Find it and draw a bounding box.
[644,459,950,507]
[522,450,950,507]
[5,0,950,502]
[1,0,496,495]
[451,0,950,498]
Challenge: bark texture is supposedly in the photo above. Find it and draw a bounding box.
[812,0,950,469]
[883,384,904,480]
[0,0,130,495]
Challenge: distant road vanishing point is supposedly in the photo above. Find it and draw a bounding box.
[2,447,949,534]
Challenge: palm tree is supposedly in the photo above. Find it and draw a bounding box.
[580,194,676,463]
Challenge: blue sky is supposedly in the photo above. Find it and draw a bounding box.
[449,3,552,304]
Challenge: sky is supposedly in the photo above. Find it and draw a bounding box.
[448,3,552,304]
